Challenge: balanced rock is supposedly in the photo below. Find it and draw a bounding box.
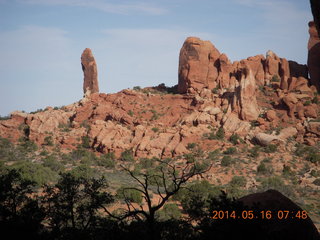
[81,48,99,95]
[178,37,220,93]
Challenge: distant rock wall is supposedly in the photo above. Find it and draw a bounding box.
[81,48,99,95]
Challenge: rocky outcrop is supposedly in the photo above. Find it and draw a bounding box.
[178,37,220,93]
[81,48,99,95]
[308,21,320,91]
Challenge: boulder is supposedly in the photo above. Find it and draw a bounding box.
[81,48,99,95]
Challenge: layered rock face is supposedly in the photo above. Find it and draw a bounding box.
[308,21,320,90]
[81,48,99,95]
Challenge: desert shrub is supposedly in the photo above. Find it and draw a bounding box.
[116,187,142,204]
[151,127,159,133]
[128,110,134,117]
[58,122,71,132]
[257,162,273,175]
[263,144,277,153]
[98,152,116,169]
[70,164,96,180]
[44,136,54,146]
[310,170,320,177]
[282,165,292,176]
[42,155,64,172]
[258,176,295,198]
[271,75,280,82]
[207,149,220,160]
[229,176,246,187]
[156,203,181,221]
[215,128,225,140]
[175,180,221,219]
[304,100,311,106]
[18,137,37,153]
[184,153,196,163]
[313,178,320,186]
[221,156,234,167]
[249,146,260,158]
[187,142,197,150]
[121,149,134,162]
[133,86,141,91]
[70,147,96,162]
[223,147,237,155]
[139,158,155,169]
[229,133,242,145]
[81,136,91,149]
[204,127,225,140]
[294,144,320,164]
[306,152,320,164]
[10,161,56,186]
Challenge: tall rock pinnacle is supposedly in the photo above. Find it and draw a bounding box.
[81,48,99,95]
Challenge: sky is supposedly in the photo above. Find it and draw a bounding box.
[0,0,313,116]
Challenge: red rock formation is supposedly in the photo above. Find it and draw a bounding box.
[238,66,260,121]
[265,50,280,80]
[308,21,320,91]
[81,48,99,95]
[240,55,265,86]
[178,37,220,93]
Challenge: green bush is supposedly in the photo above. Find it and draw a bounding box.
[207,150,220,160]
[229,176,246,187]
[81,136,91,149]
[223,147,237,155]
[306,152,320,164]
[221,156,234,166]
[258,176,295,198]
[70,164,96,180]
[44,136,54,146]
[249,146,260,158]
[151,127,159,133]
[187,142,197,150]
[43,155,64,172]
[116,187,142,204]
[156,203,181,221]
[120,149,134,162]
[257,162,273,175]
[229,133,242,145]
[176,180,221,219]
[18,137,38,153]
[313,178,320,186]
[139,158,155,169]
[98,152,115,169]
[263,144,277,153]
[10,161,57,186]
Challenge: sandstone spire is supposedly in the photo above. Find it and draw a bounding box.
[81,48,99,95]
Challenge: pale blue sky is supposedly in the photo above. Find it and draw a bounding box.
[0,0,312,116]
